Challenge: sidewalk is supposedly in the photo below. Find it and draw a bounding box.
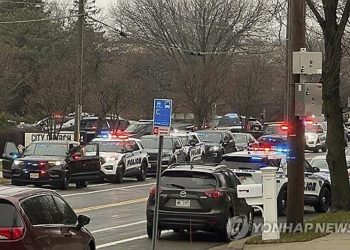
[210,234,350,250]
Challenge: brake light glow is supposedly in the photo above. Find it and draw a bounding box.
[0,227,24,240]
[280,124,289,131]
[205,190,223,199]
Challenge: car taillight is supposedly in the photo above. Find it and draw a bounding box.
[205,190,223,199]
[0,227,24,240]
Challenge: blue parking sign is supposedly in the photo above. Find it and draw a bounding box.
[153,99,172,134]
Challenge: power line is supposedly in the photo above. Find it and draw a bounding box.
[0,14,83,24]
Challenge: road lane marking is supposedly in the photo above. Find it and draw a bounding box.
[91,220,146,234]
[96,230,172,249]
[96,235,148,249]
[74,197,148,213]
[62,182,155,198]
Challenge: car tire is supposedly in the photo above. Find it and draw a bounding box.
[314,186,331,213]
[11,179,24,186]
[136,161,147,181]
[219,213,236,242]
[277,188,288,216]
[147,224,161,239]
[313,146,320,153]
[60,171,70,190]
[76,181,88,188]
[246,209,254,237]
[112,166,124,183]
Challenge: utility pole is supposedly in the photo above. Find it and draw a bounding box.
[74,0,85,142]
[286,0,306,229]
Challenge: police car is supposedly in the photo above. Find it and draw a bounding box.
[221,150,331,216]
[92,133,149,183]
[305,122,327,153]
[170,131,205,161]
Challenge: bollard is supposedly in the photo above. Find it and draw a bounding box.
[261,167,280,240]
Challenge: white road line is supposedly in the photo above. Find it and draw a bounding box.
[91,220,146,234]
[96,231,172,249]
[88,183,110,187]
[96,235,148,249]
[62,182,155,197]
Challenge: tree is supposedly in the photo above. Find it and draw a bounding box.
[112,0,271,125]
[306,0,350,210]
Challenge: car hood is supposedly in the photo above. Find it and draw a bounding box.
[19,155,66,161]
[100,152,124,159]
[144,148,173,154]
[305,132,318,138]
[204,142,221,148]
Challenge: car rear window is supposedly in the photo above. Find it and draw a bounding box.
[0,200,23,227]
[161,171,217,189]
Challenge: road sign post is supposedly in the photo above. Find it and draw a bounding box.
[151,99,172,250]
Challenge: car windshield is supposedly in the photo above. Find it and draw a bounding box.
[96,141,135,153]
[305,124,322,133]
[161,171,217,189]
[310,159,329,170]
[197,132,222,143]
[233,134,247,143]
[177,135,190,146]
[217,117,241,127]
[125,123,149,133]
[141,137,173,150]
[24,143,68,156]
[222,156,281,169]
[264,124,287,135]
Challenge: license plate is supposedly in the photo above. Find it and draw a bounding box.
[175,199,190,207]
[30,173,39,179]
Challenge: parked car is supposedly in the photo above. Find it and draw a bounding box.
[0,187,95,250]
[2,140,101,189]
[215,113,244,132]
[146,163,254,242]
[197,130,236,162]
[170,131,205,161]
[124,120,153,139]
[141,135,186,174]
[231,133,257,151]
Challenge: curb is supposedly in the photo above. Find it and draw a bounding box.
[209,236,252,250]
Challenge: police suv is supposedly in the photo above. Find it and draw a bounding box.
[92,133,149,183]
[305,122,327,153]
[170,131,205,162]
[221,151,331,216]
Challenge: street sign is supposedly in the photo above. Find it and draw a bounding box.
[153,99,172,135]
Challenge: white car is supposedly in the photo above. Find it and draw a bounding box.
[91,135,149,183]
[305,123,327,153]
[222,151,331,215]
[310,155,350,177]
[170,131,205,161]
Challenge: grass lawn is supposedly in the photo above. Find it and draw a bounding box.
[247,211,350,244]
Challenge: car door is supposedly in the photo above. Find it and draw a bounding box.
[52,195,88,250]
[83,143,101,179]
[188,135,202,161]
[173,138,185,162]
[1,142,19,179]
[124,141,142,174]
[223,133,236,153]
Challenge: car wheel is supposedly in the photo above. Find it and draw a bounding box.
[11,180,24,186]
[277,188,288,216]
[136,161,147,181]
[246,209,254,237]
[60,171,70,190]
[314,186,331,213]
[220,213,238,242]
[146,224,161,239]
[112,166,124,183]
[76,181,88,188]
[313,146,320,153]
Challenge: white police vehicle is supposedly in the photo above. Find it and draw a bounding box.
[221,151,331,216]
[305,122,327,153]
[170,131,205,161]
[92,133,149,183]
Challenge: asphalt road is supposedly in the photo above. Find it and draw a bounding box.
[50,151,326,250]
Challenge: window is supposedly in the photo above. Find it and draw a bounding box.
[52,196,77,225]
[4,142,18,156]
[21,195,61,225]
[161,171,217,189]
[227,170,241,186]
[0,200,23,227]
[222,171,235,188]
[85,144,98,156]
[174,139,182,149]
[24,143,68,157]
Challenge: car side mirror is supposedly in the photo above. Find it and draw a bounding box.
[312,167,320,173]
[189,141,196,146]
[76,215,90,230]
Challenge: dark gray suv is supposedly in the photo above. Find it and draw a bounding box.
[146,164,253,242]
